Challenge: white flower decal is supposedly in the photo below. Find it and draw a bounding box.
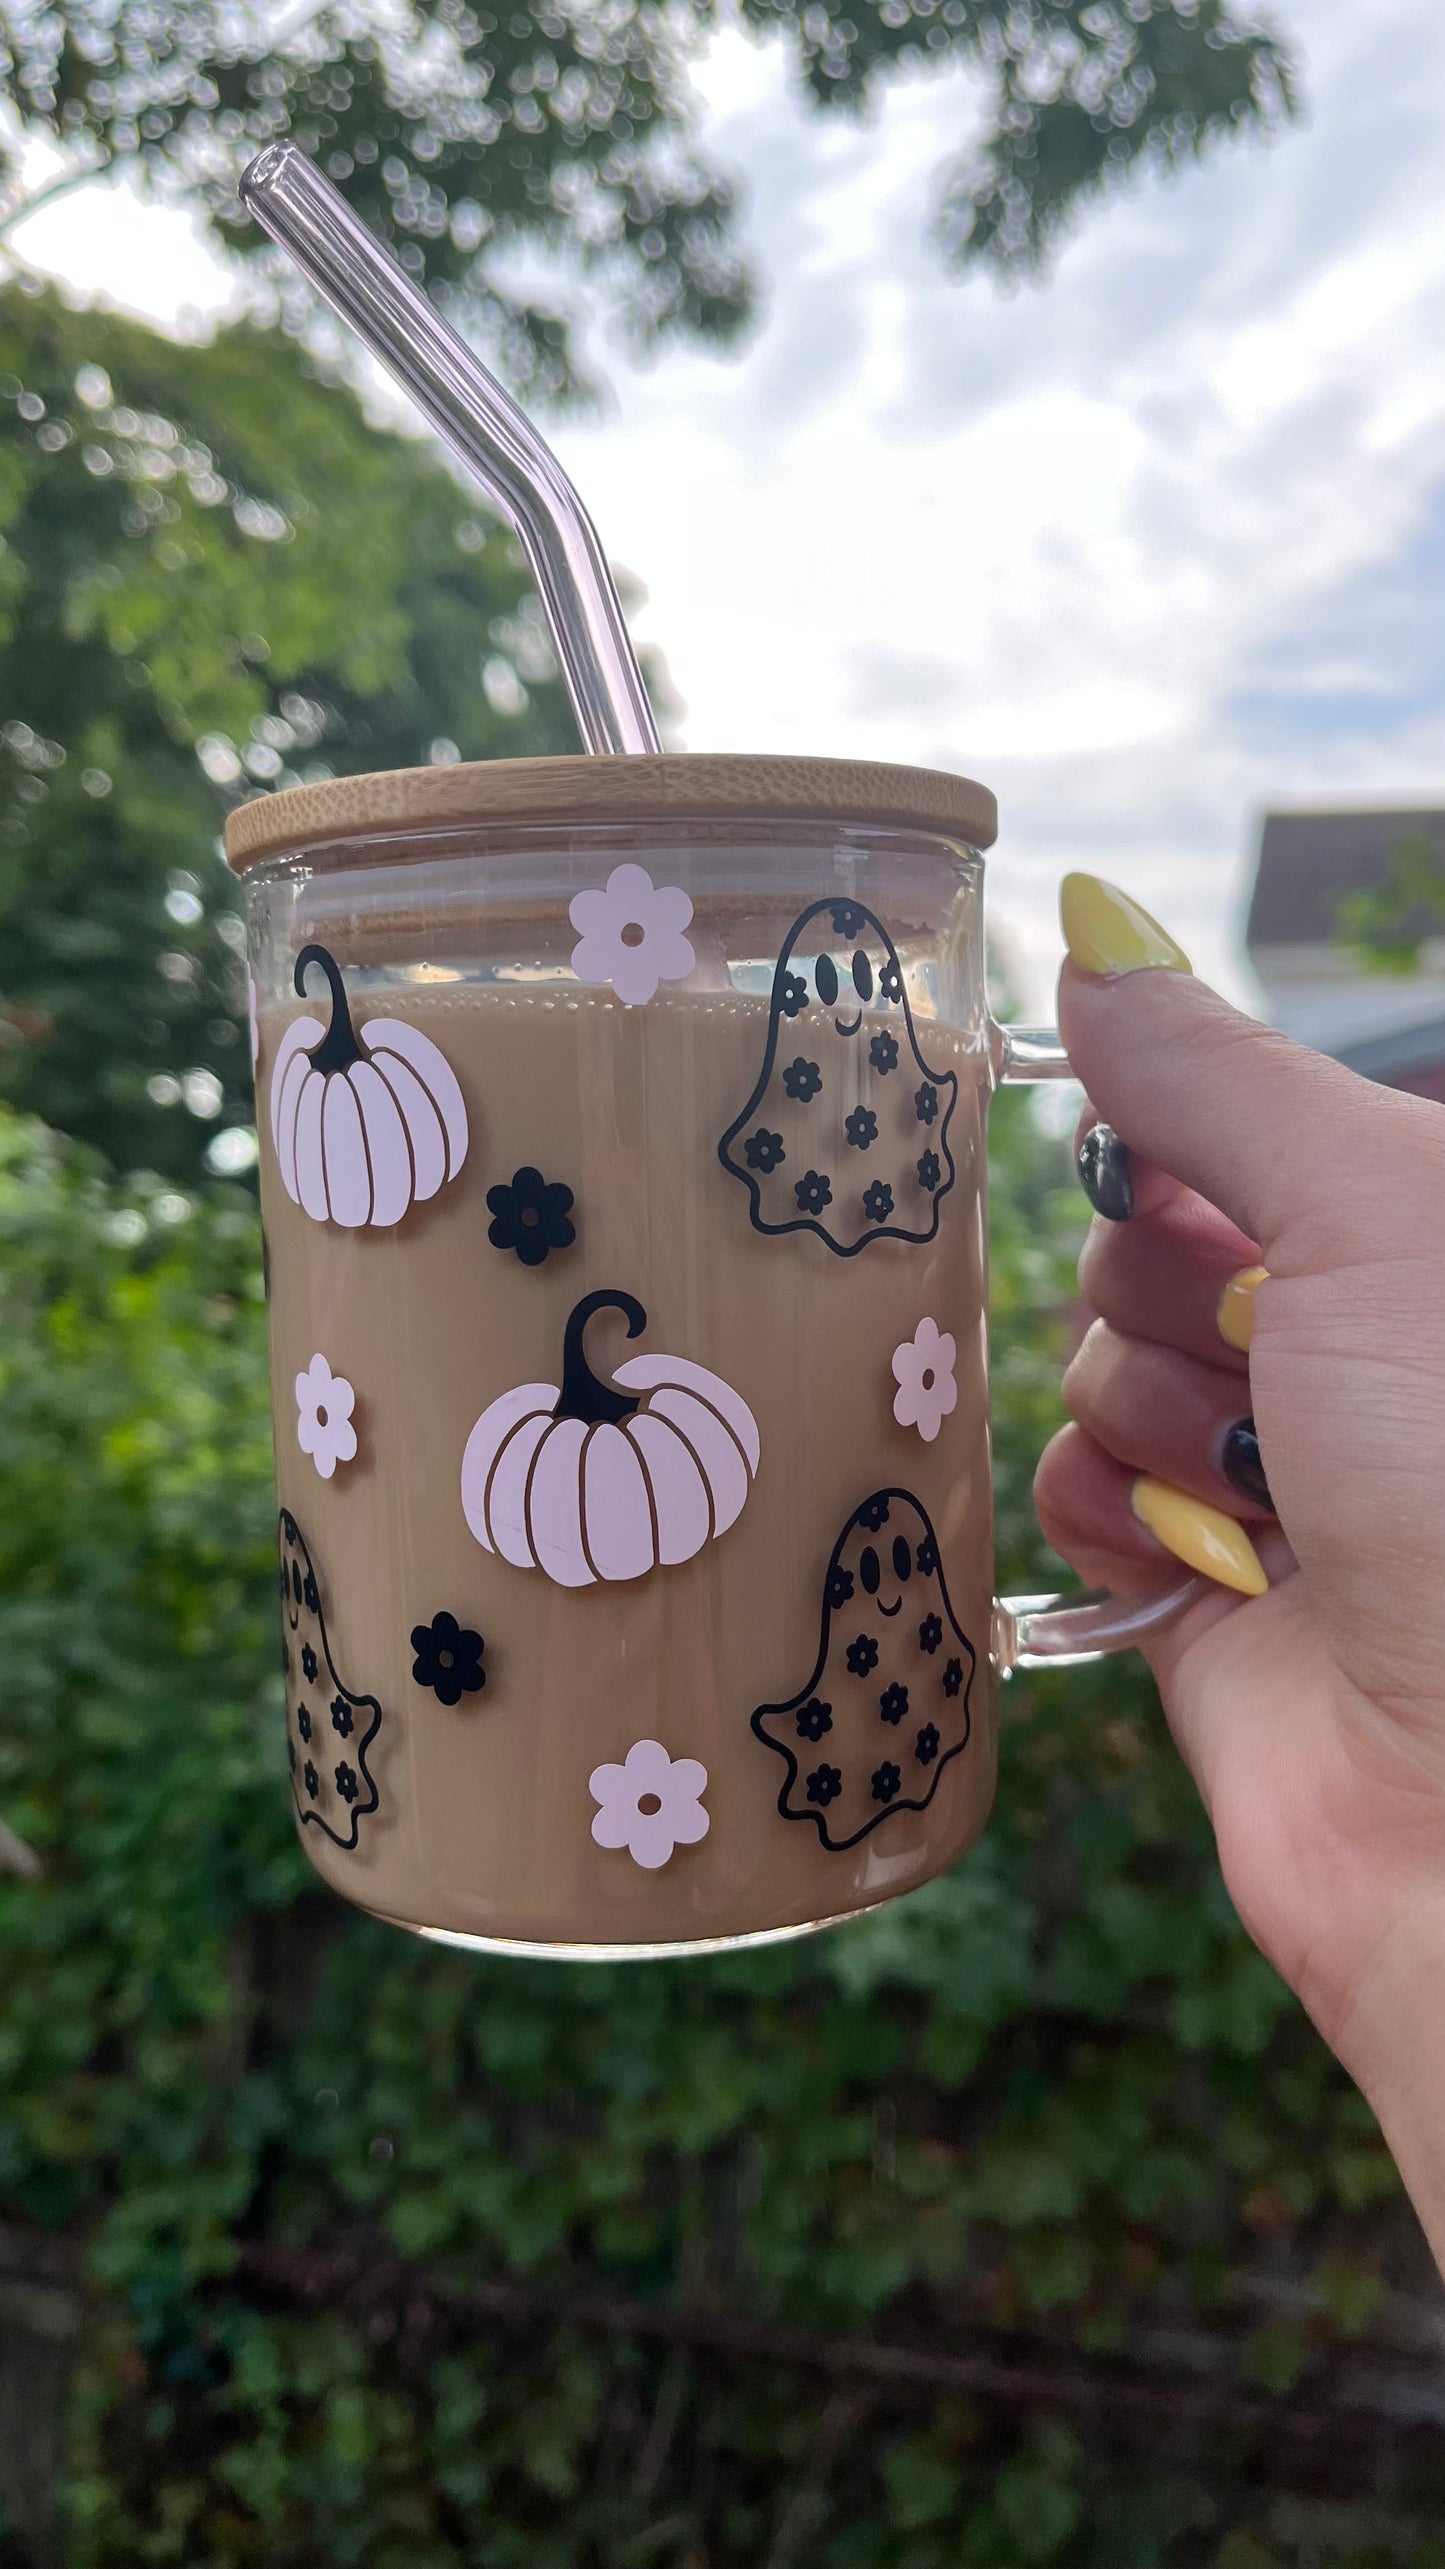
[568,863,696,1008]
[588,1738,710,1870]
[294,1351,359,1481]
[891,1316,958,1444]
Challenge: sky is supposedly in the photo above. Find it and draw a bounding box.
[9,0,1445,1009]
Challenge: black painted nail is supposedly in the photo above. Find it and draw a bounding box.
[1220,1417,1273,1512]
[1076,1122,1134,1222]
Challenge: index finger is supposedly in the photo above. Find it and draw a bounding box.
[1059,961,1435,1267]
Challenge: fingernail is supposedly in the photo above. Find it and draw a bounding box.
[1217,1265,1268,1354]
[1060,874,1193,978]
[1076,1122,1134,1221]
[1219,1417,1273,1512]
[1132,1476,1269,1598]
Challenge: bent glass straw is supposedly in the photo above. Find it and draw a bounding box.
[239,142,661,758]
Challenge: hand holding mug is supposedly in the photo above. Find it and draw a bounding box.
[1035,875,1445,2267]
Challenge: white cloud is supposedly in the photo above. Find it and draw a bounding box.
[4,137,242,335]
[554,0,1445,1002]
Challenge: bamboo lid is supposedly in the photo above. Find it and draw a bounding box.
[223,753,997,873]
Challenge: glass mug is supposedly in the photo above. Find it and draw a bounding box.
[232,756,1189,1958]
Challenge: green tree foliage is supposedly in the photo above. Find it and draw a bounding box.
[0,0,1297,396]
[0,284,574,1182]
[0,1100,1435,2568]
[1336,831,1445,978]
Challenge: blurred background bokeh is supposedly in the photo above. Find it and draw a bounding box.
[2,2,1445,2561]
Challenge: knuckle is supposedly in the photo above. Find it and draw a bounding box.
[1076,1218,1119,1312]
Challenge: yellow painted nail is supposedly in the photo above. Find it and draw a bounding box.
[1132,1477,1269,1598]
[1060,874,1193,978]
[1217,1265,1269,1354]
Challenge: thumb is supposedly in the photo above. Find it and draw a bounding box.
[1056,874,1438,1264]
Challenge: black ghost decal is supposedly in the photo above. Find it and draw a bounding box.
[718,899,958,1255]
[279,1509,382,1851]
[752,1489,975,1850]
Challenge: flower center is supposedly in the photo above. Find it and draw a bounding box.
[438,1649,453,1670]
[316,1404,329,1426]
[520,1205,539,1225]
[620,920,646,948]
[637,1791,663,1817]
[920,1369,934,1392]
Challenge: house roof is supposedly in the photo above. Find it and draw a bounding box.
[1246,806,1445,948]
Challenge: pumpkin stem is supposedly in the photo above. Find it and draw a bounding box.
[554,1290,647,1427]
[295,943,365,1074]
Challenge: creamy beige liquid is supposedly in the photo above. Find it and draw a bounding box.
[259,980,998,1951]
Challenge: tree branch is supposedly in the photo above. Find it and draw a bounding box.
[0,164,108,243]
[236,2239,1445,2450]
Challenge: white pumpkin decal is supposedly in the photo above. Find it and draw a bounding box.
[461,1289,761,1589]
[269,943,469,1229]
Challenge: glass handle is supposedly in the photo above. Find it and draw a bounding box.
[992,1021,1076,1083]
[990,1018,1199,1672]
[993,1581,1202,1674]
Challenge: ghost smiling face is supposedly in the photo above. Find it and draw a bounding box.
[751,1488,975,1852]
[717,899,957,1256]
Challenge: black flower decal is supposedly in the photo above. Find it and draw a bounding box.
[868,1029,899,1075]
[879,959,903,1004]
[917,1149,941,1193]
[744,1127,786,1174]
[782,1057,823,1103]
[486,1165,577,1268]
[916,1532,938,1577]
[334,1762,358,1803]
[752,1487,976,1852]
[794,1170,833,1217]
[862,1181,895,1225]
[411,1610,487,1705]
[942,1657,965,1698]
[779,970,809,1018]
[915,1082,938,1127]
[278,1511,383,1853]
[830,901,866,939]
[844,1106,878,1151]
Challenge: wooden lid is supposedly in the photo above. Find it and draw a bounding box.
[223,752,997,872]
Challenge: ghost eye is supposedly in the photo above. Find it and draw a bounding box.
[859,1546,881,1594]
[892,1535,911,1583]
[852,950,873,1001]
[815,953,839,1007]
